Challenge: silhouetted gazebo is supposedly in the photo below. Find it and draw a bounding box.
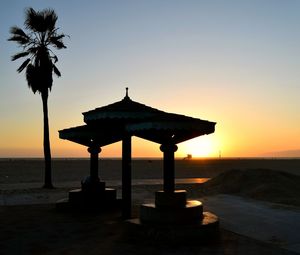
[59,89,215,218]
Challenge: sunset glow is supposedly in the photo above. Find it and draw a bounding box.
[179,136,216,158]
[0,1,300,158]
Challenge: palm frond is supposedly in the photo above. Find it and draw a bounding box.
[52,55,58,63]
[25,7,58,33]
[26,64,39,93]
[53,64,61,77]
[7,35,30,45]
[51,34,65,40]
[25,7,45,32]
[43,8,57,32]
[10,7,66,93]
[49,35,66,49]
[11,51,30,61]
[17,58,31,73]
[28,46,39,55]
[9,26,29,38]
[25,8,37,31]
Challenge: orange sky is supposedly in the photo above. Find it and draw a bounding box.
[1,1,300,158]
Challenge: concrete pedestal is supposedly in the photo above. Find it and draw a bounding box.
[56,180,119,211]
[127,190,219,244]
[68,187,117,205]
[155,190,187,208]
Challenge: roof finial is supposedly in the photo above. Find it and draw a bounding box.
[124,87,130,100]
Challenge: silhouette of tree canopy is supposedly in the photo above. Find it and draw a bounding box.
[8,7,67,188]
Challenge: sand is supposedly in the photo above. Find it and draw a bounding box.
[1,158,300,254]
[1,158,299,206]
[1,158,299,185]
[203,168,300,206]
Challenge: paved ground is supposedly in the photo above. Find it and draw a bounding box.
[1,185,300,254]
[0,203,298,255]
[203,194,300,254]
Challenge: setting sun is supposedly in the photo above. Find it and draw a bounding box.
[179,135,216,158]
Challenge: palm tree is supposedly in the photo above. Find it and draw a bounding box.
[8,7,67,188]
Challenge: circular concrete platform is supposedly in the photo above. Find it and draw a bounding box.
[56,187,119,211]
[126,211,219,244]
[140,200,203,224]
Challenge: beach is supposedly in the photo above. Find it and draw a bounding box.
[1,158,299,185]
[1,158,299,205]
[1,158,300,254]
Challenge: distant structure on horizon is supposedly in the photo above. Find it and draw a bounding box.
[183,154,192,160]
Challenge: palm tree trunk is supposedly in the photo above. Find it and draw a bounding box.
[41,91,53,188]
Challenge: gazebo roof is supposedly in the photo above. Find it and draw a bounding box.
[59,89,216,146]
[83,89,165,123]
[59,124,124,147]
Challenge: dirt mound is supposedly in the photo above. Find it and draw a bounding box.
[203,169,300,206]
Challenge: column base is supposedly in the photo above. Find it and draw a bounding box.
[155,190,187,208]
[56,182,120,212]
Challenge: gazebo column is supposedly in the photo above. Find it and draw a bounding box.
[68,145,108,208]
[122,135,132,219]
[87,146,101,183]
[160,143,178,193]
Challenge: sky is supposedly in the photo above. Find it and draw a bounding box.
[0,0,299,158]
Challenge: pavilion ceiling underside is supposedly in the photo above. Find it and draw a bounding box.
[59,119,215,147]
[132,130,213,145]
[126,120,215,144]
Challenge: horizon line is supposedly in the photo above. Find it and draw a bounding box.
[0,156,300,160]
